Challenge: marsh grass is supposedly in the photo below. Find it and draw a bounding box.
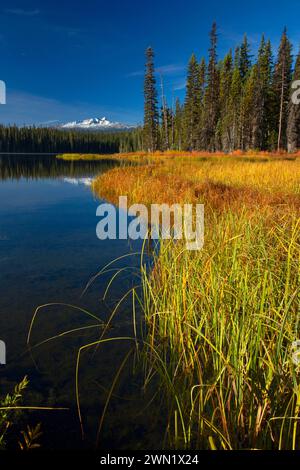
[140,212,300,449]
[30,151,300,449]
[93,151,300,449]
[93,152,300,205]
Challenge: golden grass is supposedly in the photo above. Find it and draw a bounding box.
[91,151,300,449]
[92,151,300,216]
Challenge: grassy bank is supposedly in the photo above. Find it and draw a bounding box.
[56,153,122,161]
[56,152,147,162]
[93,151,300,449]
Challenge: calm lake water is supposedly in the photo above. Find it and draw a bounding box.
[0,155,162,450]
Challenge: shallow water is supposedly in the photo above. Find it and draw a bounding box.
[0,155,161,450]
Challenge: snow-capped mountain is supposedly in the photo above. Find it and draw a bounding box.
[59,117,134,131]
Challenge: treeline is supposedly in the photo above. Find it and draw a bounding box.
[0,125,143,153]
[143,23,300,152]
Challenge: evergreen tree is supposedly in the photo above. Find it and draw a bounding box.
[239,35,252,148]
[159,74,170,151]
[143,47,159,152]
[272,28,293,150]
[174,98,183,150]
[218,51,233,151]
[228,60,242,150]
[239,34,252,81]
[160,104,173,151]
[253,37,273,149]
[183,54,201,150]
[0,126,143,153]
[197,58,206,149]
[287,50,300,152]
[203,22,219,151]
[241,64,259,149]
[234,46,240,68]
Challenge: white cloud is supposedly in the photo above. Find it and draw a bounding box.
[156,64,185,75]
[128,63,185,77]
[173,79,186,91]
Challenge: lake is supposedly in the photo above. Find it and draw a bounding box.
[0,154,162,450]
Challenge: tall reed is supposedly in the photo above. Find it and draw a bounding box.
[141,211,300,449]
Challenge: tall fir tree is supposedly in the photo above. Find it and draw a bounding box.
[239,35,252,149]
[241,64,259,149]
[287,50,300,152]
[174,98,183,150]
[183,54,201,150]
[239,34,252,81]
[218,51,233,151]
[197,58,206,149]
[160,105,173,151]
[228,54,242,150]
[254,37,273,149]
[272,28,293,151]
[203,22,219,151]
[143,47,159,152]
[159,74,170,151]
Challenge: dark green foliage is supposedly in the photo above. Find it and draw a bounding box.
[202,22,220,151]
[174,98,183,150]
[143,47,159,152]
[183,54,202,150]
[2,25,300,154]
[218,51,233,151]
[254,37,273,149]
[239,34,252,81]
[140,23,300,152]
[287,51,300,152]
[272,28,293,150]
[0,126,143,153]
[160,105,173,151]
[240,64,259,149]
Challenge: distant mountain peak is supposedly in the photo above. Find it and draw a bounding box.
[59,116,134,130]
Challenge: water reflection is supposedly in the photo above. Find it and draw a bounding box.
[0,154,120,180]
[63,177,93,186]
[0,154,161,450]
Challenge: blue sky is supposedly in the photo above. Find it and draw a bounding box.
[0,0,300,126]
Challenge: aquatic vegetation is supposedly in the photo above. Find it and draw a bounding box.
[141,214,300,449]
[0,375,68,449]
[0,376,29,449]
[26,150,300,449]
[93,151,300,449]
[93,151,300,205]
